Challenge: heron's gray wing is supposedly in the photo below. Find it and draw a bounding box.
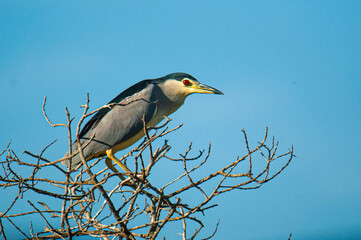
[64,83,158,169]
[79,79,154,138]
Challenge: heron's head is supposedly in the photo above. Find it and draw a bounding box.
[157,73,223,102]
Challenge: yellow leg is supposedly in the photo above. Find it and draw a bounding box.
[105,150,153,196]
[105,157,126,181]
[106,149,132,174]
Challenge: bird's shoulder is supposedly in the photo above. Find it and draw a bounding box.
[109,79,157,104]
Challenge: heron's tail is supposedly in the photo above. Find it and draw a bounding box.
[62,141,85,170]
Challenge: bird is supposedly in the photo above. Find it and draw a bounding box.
[63,72,223,174]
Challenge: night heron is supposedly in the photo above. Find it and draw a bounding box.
[63,72,223,175]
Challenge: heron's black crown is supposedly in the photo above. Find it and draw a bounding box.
[157,72,198,82]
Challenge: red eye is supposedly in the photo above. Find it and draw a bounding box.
[183,79,190,86]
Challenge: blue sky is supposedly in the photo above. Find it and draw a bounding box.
[1,1,361,239]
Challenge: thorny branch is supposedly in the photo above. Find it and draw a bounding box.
[0,95,295,239]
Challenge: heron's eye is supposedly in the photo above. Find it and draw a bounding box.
[183,79,190,86]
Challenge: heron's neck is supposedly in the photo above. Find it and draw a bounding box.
[156,80,188,117]
[157,80,188,105]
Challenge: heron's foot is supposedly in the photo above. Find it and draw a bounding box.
[134,172,148,181]
[123,176,150,190]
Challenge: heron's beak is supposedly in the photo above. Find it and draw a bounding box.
[192,83,224,95]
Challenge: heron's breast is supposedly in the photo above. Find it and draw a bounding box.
[111,130,146,153]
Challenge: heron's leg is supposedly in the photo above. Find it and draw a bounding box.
[106,157,154,197]
[105,157,126,181]
[106,149,132,174]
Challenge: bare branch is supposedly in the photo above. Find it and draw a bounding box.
[0,140,11,157]
[0,95,294,239]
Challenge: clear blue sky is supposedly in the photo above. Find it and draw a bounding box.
[1,1,361,239]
